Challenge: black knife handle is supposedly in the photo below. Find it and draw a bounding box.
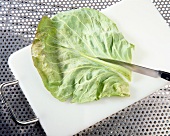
[159,71,170,81]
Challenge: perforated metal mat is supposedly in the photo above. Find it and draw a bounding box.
[0,0,170,135]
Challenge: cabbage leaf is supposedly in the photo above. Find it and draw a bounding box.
[31,8,134,103]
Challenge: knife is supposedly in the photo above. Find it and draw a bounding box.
[98,57,170,81]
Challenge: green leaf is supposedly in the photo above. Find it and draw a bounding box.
[31,8,134,103]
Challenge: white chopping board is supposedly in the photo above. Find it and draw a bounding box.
[8,0,170,135]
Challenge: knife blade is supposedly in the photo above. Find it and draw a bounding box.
[98,57,170,81]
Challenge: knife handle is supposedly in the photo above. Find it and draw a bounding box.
[159,71,170,81]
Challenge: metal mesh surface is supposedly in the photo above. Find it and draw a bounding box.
[0,0,170,135]
[75,87,170,136]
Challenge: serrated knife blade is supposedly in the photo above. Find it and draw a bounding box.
[98,57,170,81]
